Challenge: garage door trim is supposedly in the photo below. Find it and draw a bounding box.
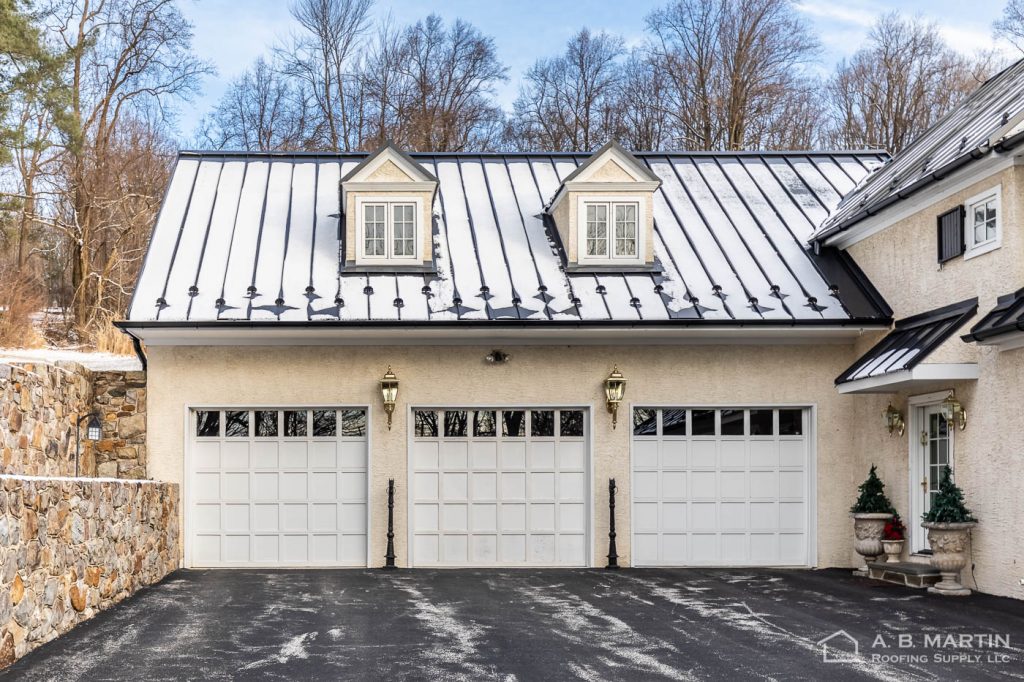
[628,402,817,568]
[183,403,373,569]
[406,404,594,568]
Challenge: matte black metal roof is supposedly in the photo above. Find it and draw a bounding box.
[962,288,1024,343]
[836,298,978,385]
[816,58,1024,242]
[126,150,891,327]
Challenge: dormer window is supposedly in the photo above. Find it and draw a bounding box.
[359,199,420,262]
[585,201,638,258]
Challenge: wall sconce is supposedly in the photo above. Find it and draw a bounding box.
[73,412,102,477]
[940,390,967,431]
[484,349,511,364]
[882,403,905,437]
[604,366,627,429]
[380,367,399,430]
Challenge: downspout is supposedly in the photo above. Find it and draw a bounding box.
[130,334,148,371]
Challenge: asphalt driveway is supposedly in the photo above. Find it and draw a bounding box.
[3,568,1023,681]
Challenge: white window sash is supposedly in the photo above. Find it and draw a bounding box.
[963,186,1001,260]
[356,198,421,263]
[580,200,641,262]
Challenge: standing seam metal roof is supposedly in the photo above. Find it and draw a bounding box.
[125,150,890,326]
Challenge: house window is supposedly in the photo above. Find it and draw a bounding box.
[582,201,640,260]
[964,187,1000,259]
[358,200,419,262]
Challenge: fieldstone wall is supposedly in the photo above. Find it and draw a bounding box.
[0,476,179,667]
[0,363,147,479]
[0,363,91,477]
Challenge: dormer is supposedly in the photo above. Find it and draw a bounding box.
[341,142,438,269]
[548,141,661,269]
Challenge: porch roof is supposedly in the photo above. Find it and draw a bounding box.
[962,287,1024,350]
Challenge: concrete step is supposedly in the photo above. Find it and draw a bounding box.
[867,561,941,589]
[906,553,933,565]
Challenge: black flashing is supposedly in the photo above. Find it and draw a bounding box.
[962,288,1024,343]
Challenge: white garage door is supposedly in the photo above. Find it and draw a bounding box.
[631,407,811,567]
[411,408,588,567]
[189,408,368,567]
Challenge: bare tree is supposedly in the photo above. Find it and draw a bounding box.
[508,29,624,151]
[199,57,311,151]
[824,13,989,153]
[280,0,373,150]
[996,0,1024,51]
[646,0,820,150]
[613,49,676,150]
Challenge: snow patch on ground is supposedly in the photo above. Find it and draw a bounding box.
[0,347,141,371]
[241,632,317,671]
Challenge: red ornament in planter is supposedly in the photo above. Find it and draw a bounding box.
[883,514,906,541]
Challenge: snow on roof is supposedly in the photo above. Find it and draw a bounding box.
[124,150,890,327]
[816,58,1024,242]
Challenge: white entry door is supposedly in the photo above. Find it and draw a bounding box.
[410,408,589,567]
[911,404,953,553]
[189,408,368,567]
[631,407,811,566]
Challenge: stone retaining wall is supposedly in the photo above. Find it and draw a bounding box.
[1,362,147,479]
[0,476,179,667]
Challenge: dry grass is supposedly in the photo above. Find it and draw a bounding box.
[0,269,45,348]
[92,312,136,355]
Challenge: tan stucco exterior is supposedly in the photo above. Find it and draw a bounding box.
[843,163,1024,600]
[147,342,871,571]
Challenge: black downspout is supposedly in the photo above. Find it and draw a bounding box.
[130,334,147,371]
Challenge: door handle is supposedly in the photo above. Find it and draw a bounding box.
[920,477,928,490]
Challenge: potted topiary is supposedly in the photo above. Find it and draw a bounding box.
[881,513,906,563]
[850,465,895,574]
[922,466,977,596]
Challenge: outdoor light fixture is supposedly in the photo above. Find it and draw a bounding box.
[73,412,103,477]
[484,349,511,364]
[604,366,627,429]
[940,390,967,431]
[882,403,905,437]
[380,367,399,430]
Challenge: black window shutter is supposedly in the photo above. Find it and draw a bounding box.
[937,206,965,263]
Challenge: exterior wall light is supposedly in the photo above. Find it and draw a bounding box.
[74,412,103,477]
[380,367,399,430]
[882,403,905,437]
[940,390,967,431]
[604,366,627,429]
[485,349,511,364]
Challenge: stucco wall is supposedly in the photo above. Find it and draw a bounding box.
[145,342,869,570]
[844,163,1024,599]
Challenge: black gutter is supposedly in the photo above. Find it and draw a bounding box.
[115,317,891,331]
[176,149,888,160]
[819,132,1024,243]
[130,335,148,371]
[962,320,1024,343]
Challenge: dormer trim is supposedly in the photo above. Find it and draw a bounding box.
[340,141,438,206]
[548,141,661,214]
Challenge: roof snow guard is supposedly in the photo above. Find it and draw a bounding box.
[836,298,979,394]
[122,149,891,336]
[816,58,1024,244]
[962,288,1024,350]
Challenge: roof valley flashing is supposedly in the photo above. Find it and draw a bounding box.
[122,146,892,338]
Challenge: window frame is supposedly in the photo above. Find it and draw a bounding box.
[576,196,645,265]
[355,196,423,264]
[963,186,1001,260]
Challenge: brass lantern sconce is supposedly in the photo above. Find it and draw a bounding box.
[604,366,627,429]
[380,367,399,430]
[882,403,904,437]
[940,390,967,431]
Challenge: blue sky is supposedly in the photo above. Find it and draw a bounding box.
[174,0,1014,139]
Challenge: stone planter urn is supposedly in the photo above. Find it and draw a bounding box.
[852,513,892,574]
[922,521,976,596]
[881,539,904,563]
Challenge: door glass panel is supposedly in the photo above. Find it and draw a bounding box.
[691,410,715,436]
[444,411,468,437]
[196,411,220,437]
[632,408,657,436]
[749,409,773,435]
[341,409,367,437]
[255,411,278,437]
[720,409,744,436]
[473,410,497,437]
[778,409,803,435]
[284,410,307,437]
[661,409,687,436]
[224,411,248,437]
[415,410,439,437]
[312,410,336,437]
[502,411,526,437]
[531,411,554,437]
[559,410,584,437]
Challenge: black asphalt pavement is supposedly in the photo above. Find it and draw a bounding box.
[3,568,1023,681]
